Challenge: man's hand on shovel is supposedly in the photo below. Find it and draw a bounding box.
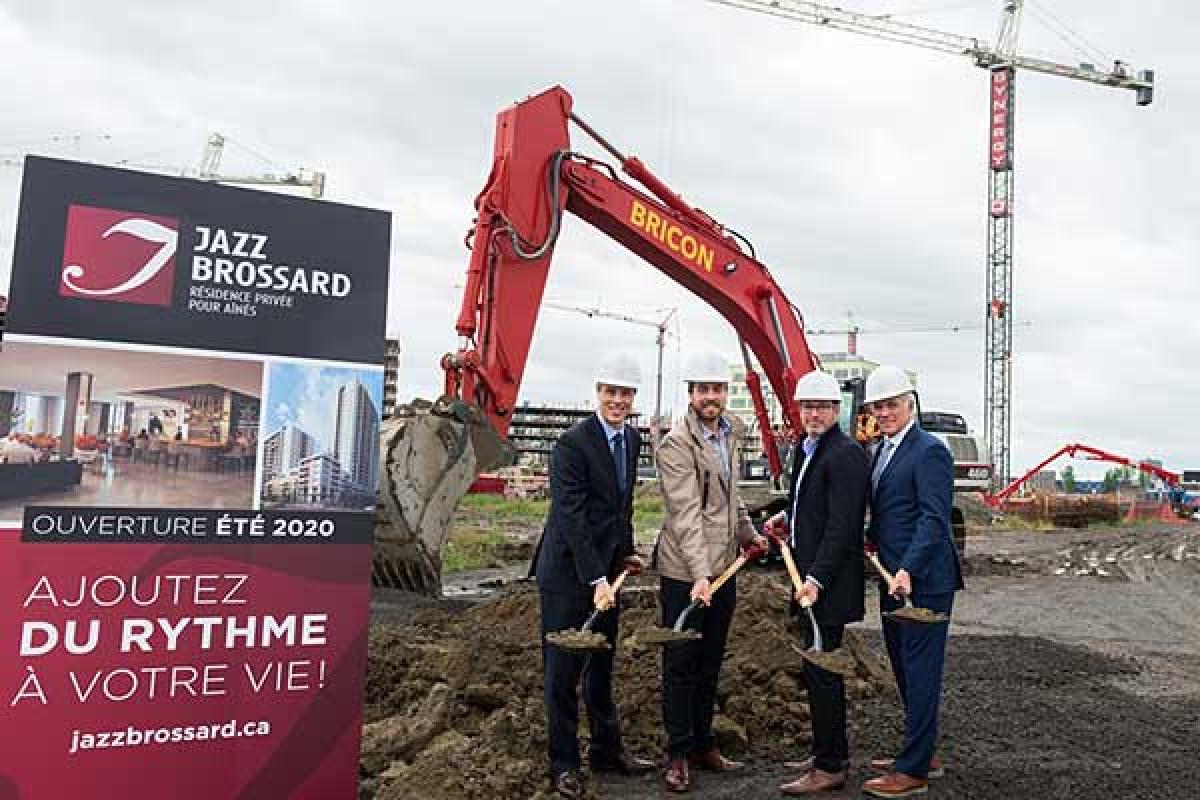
[623,553,645,577]
[794,580,820,607]
[593,580,617,611]
[864,544,950,624]
[888,569,912,600]
[690,577,712,606]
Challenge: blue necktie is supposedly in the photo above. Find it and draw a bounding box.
[871,439,894,493]
[612,432,627,493]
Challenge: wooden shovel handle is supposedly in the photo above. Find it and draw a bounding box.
[610,569,629,594]
[709,555,748,594]
[867,551,895,583]
[774,535,806,593]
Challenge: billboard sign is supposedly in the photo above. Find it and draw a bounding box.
[1,157,390,799]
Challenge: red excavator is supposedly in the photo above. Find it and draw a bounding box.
[375,86,961,594]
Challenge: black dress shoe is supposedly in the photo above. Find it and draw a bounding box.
[552,769,586,800]
[591,750,656,775]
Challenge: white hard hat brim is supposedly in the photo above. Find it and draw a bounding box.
[596,377,640,391]
[864,387,913,404]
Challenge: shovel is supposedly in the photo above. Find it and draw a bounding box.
[545,570,631,652]
[865,548,950,624]
[764,529,858,677]
[641,540,767,646]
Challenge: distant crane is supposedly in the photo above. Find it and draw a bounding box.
[805,311,1033,356]
[706,0,1153,487]
[192,132,325,197]
[544,300,677,447]
[2,131,325,197]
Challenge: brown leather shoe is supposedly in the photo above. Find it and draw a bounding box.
[862,772,929,798]
[690,748,744,772]
[782,756,850,772]
[664,758,690,793]
[552,769,586,800]
[591,750,656,776]
[869,754,943,778]
[780,769,847,795]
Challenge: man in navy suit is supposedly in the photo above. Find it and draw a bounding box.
[860,366,964,799]
[531,354,655,799]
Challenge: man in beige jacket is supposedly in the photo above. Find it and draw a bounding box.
[654,353,766,793]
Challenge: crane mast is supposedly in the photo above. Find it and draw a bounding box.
[706,0,1153,487]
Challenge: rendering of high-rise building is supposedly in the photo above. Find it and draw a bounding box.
[262,424,317,484]
[334,378,380,492]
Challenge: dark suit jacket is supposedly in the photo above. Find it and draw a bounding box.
[532,414,639,594]
[786,423,869,626]
[867,424,964,595]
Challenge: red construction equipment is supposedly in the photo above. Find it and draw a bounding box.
[442,85,819,479]
[986,442,1182,508]
[376,85,990,592]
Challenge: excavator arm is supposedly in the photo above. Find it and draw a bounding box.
[378,86,820,594]
[444,85,817,461]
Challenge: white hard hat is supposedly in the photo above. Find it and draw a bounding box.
[793,370,841,402]
[682,353,730,385]
[864,364,914,405]
[594,353,641,392]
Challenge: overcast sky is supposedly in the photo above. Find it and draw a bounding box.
[1,0,1194,479]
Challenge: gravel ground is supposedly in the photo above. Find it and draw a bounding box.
[365,521,1200,799]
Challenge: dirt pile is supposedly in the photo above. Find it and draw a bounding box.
[360,572,896,800]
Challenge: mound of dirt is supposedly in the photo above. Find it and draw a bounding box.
[360,572,896,800]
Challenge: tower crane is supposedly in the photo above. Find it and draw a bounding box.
[805,312,1033,356]
[544,299,678,447]
[193,132,325,198]
[705,0,1154,487]
[2,132,325,197]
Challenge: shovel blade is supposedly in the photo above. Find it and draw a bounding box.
[801,649,859,678]
[639,627,703,646]
[885,606,950,624]
[545,630,611,651]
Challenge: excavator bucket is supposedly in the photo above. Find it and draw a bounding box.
[373,396,516,595]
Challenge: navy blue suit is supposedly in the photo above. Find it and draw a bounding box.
[867,423,964,779]
[531,414,639,775]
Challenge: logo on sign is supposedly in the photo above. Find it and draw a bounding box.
[59,204,179,306]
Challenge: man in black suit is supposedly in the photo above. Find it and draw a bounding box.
[769,370,869,795]
[532,354,655,799]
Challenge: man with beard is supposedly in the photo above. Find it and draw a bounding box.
[860,366,963,799]
[654,352,768,793]
[532,353,656,799]
[768,370,869,795]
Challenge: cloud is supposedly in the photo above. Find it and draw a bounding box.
[1,0,1194,479]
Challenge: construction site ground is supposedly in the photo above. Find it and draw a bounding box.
[362,519,1200,800]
